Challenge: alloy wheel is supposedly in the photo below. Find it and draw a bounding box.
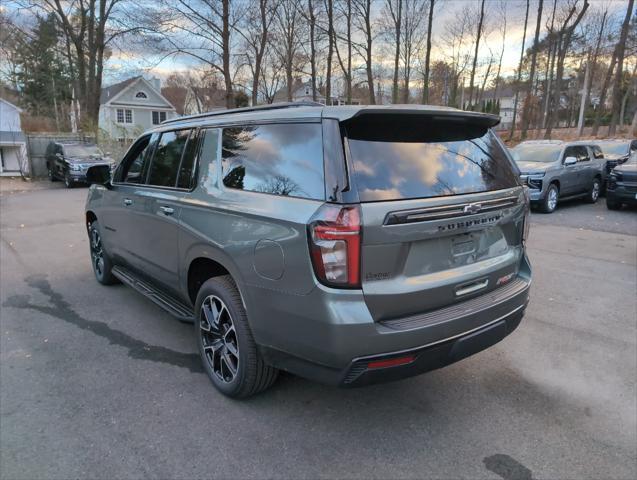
[200,295,239,383]
[548,188,558,211]
[591,181,600,201]
[90,226,105,278]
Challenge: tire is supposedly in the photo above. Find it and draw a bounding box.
[586,177,601,203]
[540,183,559,213]
[195,275,278,398]
[88,220,119,285]
[64,173,73,188]
[606,197,621,210]
[48,166,57,182]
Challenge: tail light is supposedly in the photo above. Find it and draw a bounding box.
[308,204,361,288]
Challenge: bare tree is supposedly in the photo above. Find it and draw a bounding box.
[324,0,334,103]
[467,0,486,109]
[508,0,530,139]
[521,0,544,139]
[29,0,135,131]
[273,0,305,102]
[333,0,353,103]
[421,0,435,104]
[544,0,590,139]
[400,0,426,103]
[352,0,375,104]
[491,0,508,105]
[609,0,635,135]
[237,0,278,106]
[385,0,403,104]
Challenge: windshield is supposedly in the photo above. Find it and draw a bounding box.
[65,145,104,157]
[511,144,561,163]
[346,120,519,202]
[598,142,629,157]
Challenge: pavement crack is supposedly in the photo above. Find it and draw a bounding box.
[483,454,534,480]
[3,275,203,374]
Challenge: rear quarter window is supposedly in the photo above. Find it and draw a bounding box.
[346,120,519,202]
[221,123,324,200]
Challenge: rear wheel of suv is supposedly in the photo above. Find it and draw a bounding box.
[540,183,559,213]
[88,220,118,285]
[195,275,278,398]
[586,177,601,203]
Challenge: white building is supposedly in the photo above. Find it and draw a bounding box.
[0,97,29,176]
[99,76,177,144]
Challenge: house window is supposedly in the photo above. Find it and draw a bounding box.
[117,109,133,124]
[151,111,167,125]
[135,91,147,99]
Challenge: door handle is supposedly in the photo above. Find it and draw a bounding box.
[123,198,133,206]
[159,206,174,215]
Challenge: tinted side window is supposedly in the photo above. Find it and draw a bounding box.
[147,130,190,187]
[592,146,603,159]
[120,136,153,184]
[221,123,324,200]
[563,146,578,162]
[177,130,200,189]
[578,146,590,162]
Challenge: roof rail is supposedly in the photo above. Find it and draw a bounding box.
[161,101,324,125]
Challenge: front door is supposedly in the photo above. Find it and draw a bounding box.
[123,128,195,294]
[561,146,582,195]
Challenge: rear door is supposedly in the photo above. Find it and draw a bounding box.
[343,114,526,321]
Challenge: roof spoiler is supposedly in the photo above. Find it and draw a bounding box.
[342,108,501,128]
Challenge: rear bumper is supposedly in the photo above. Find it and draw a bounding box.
[253,254,531,386]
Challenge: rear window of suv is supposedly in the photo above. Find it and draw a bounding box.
[346,119,519,202]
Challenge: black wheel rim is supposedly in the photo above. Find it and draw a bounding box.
[90,226,105,278]
[200,295,239,383]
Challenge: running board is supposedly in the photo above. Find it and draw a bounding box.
[112,266,195,323]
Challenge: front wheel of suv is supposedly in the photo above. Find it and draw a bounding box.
[540,183,559,213]
[606,197,621,210]
[88,221,119,285]
[195,275,278,398]
[586,177,601,203]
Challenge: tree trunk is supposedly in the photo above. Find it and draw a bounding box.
[608,0,634,136]
[325,0,333,104]
[309,0,318,102]
[467,0,485,109]
[421,0,434,104]
[577,52,591,137]
[222,0,235,109]
[592,55,617,136]
[521,0,543,140]
[390,0,402,104]
[508,0,530,140]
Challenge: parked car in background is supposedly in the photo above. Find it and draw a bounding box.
[84,103,531,398]
[46,142,114,188]
[596,139,637,175]
[606,151,637,210]
[511,140,604,213]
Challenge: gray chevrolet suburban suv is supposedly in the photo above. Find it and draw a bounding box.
[511,140,604,213]
[84,103,531,398]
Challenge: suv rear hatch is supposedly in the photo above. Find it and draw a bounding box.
[342,111,526,322]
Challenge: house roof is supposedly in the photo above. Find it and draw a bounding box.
[0,96,22,113]
[100,76,141,104]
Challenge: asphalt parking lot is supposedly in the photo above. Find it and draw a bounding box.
[1,180,636,480]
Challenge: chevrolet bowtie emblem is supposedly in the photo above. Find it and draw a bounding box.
[463,203,482,214]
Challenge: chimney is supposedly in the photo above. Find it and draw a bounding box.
[150,77,161,91]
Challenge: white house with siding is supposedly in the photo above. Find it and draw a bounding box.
[0,97,29,176]
[99,76,177,144]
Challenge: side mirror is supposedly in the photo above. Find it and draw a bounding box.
[564,156,577,166]
[86,164,112,187]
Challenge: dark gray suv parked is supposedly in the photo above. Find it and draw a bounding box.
[511,140,604,213]
[84,103,531,398]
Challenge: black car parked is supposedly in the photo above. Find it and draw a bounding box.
[46,142,114,188]
[607,152,637,210]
